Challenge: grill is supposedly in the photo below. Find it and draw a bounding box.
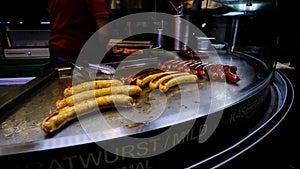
[0,50,293,168]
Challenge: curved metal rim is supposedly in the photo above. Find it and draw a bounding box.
[185,70,294,169]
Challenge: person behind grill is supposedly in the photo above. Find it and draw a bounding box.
[48,0,109,68]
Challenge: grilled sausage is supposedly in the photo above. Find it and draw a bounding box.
[63,79,124,97]
[159,74,199,93]
[178,50,209,59]
[42,94,134,133]
[149,72,190,90]
[160,59,240,83]
[160,59,182,70]
[224,66,240,83]
[56,85,142,109]
[136,71,180,87]
[121,68,164,85]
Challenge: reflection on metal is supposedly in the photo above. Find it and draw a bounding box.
[213,0,278,11]
[222,11,245,16]
[229,2,264,11]
[170,15,191,51]
[230,16,239,52]
[0,77,35,85]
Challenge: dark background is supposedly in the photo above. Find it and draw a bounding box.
[220,1,300,166]
[218,69,299,169]
[0,0,49,23]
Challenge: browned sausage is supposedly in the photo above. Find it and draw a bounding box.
[224,66,240,83]
[56,85,142,109]
[159,74,199,93]
[121,68,164,85]
[42,94,134,133]
[149,72,189,90]
[63,79,124,97]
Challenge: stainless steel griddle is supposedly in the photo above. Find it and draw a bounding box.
[0,50,272,156]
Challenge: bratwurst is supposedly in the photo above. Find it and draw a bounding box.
[56,85,142,109]
[159,74,199,93]
[42,94,134,133]
[63,79,124,97]
[149,72,191,90]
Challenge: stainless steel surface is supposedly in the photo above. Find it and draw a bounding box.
[0,85,20,99]
[6,30,49,47]
[0,77,34,85]
[195,37,215,51]
[0,50,272,155]
[4,48,49,58]
[172,15,191,50]
[0,77,34,99]
[71,62,116,80]
[0,76,72,142]
[213,0,278,11]
[3,29,50,58]
[88,63,116,75]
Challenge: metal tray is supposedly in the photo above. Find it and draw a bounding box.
[0,50,272,156]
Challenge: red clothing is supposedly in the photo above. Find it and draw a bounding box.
[48,0,109,62]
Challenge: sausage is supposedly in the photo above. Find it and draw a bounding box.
[126,68,161,79]
[178,50,209,59]
[170,60,185,70]
[121,68,164,85]
[42,94,134,133]
[174,60,192,72]
[159,74,199,93]
[149,72,190,90]
[195,51,209,59]
[63,79,124,97]
[224,66,240,83]
[160,60,240,83]
[197,64,207,78]
[216,64,226,81]
[136,71,180,87]
[160,59,181,70]
[56,85,142,109]
[205,64,219,80]
[161,59,202,74]
[182,61,201,73]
